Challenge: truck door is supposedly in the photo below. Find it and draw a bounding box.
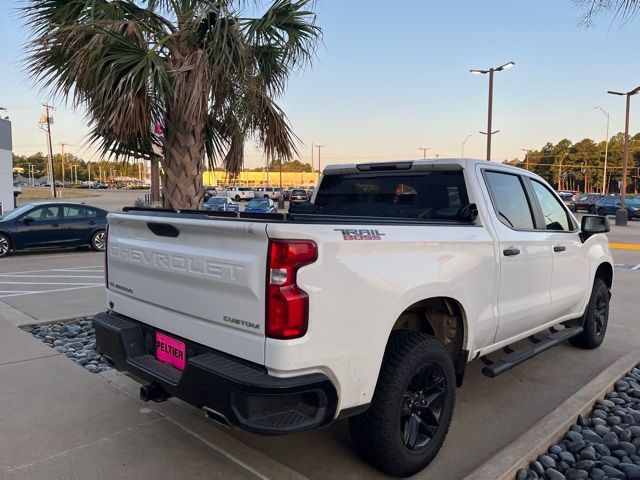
[482,170,554,343]
[527,179,590,319]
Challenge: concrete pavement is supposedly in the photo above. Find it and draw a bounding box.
[0,304,279,480]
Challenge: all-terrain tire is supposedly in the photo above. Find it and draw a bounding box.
[569,278,609,349]
[349,331,456,477]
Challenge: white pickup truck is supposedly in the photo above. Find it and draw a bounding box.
[94,159,613,477]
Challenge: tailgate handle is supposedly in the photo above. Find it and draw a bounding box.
[147,222,180,238]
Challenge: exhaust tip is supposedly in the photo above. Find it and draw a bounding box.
[203,406,231,429]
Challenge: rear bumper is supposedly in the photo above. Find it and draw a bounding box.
[93,312,338,435]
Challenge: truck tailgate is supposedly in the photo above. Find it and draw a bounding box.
[105,212,268,364]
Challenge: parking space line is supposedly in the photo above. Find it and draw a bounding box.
[0,284,102,299]
[0,281,102,285]
[609,243,640,251]
[0,267,102,275]
[0,275,104,278]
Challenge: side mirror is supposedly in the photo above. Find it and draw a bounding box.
[580,215,609,241]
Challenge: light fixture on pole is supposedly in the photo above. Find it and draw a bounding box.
[607,85,640,226]
[418,147,429,159]
[521,148,532,171]
[594,106,610,195]
[461,135,473,158]
[470,61,515,161]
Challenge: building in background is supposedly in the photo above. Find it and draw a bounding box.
[0,118,15,213]
[202,170,319,188]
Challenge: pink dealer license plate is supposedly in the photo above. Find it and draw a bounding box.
[155,332,186,371]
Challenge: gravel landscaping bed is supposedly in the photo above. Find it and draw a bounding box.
[23,317,111,374]
[516,365,640,480]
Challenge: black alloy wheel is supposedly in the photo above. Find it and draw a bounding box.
[401,363,447,450]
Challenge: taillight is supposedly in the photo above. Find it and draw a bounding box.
[104,224,109,288]
[266,240,317,339]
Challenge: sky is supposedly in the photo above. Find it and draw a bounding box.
[2,0,640,169]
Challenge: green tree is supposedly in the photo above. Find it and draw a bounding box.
[23,0,320,208]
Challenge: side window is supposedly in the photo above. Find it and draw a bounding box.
[86,208,98,218]
[530,181,571,231]
[484,171,535,230]
[24,206,61,221]
[63,206,86,219]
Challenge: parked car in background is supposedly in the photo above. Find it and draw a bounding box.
[0,202,108,258]
[203,187,219,202]
[557,192,575,209]
[572,193,603,213]
[289,188,309,204]
[595,195,640,219]
[558,190,581,201]
[91,182,109,189]
[283,188,292,200]
[242,198,277,213]
[253,187,282,200]
[203,196,239,213]
[225,186,255,201]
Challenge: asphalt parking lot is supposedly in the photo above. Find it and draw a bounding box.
[1,193,640,479]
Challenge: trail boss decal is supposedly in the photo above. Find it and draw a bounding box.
[334,229,386,240]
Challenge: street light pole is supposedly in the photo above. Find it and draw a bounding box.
[316,145,325,174]
[470,61,515,161]
[461,135,473,158]
[418,147,429,159]
[607,85,640,226]
[594,107,610,194]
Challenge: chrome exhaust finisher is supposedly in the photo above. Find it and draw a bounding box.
[203,406,231,429]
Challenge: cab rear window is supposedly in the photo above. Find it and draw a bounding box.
[313,171,469,220]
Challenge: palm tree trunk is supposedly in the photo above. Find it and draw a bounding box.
[161,121,205,209]
[160,39,209,210]
[150,157,161,203]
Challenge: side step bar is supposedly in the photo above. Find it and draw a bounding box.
[482,326,583,378]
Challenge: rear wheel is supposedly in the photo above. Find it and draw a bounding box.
[349,332,456,477]
[0,234,11,258]
[90,230,106,252]
[569,278,609,349]
[234,195,241,201]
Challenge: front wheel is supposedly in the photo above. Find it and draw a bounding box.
[597,207,606,216]
[349,332,456,477]
[588,205,595,214]
[234,195,241,202]
[569,278,609,349]
[90,230,106,252]
[0,234,11,258]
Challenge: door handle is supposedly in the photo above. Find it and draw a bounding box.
[553,246,566,252]
[503,248,520,256]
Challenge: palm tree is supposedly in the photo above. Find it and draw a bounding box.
[23,0,320,209]
[578,0,640,25]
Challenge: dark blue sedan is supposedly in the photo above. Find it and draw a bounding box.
[0,202,108,258]
[243,198,278,214]
[595,195,640,219]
